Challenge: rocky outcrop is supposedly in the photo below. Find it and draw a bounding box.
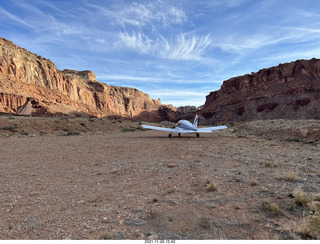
[199,58,320,124]
[0,37,176,120]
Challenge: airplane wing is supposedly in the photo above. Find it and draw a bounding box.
[141,125,179,133]
[141,125,198,133]
[142,124,228,133]
[197,125,227,132]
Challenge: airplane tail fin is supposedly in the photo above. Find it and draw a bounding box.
[193,114,199,129]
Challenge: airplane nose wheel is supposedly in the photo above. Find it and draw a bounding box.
[196,133,200,138]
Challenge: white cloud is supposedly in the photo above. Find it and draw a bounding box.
[213,24,320,54]
[88,0,186,29]
[143,88,207,107]
[148,89,208,97]
[119,32,212,61]
[115,0,186,28]
[0,6,35,29]
[96,74,166,83]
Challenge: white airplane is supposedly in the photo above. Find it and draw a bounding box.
[141,115,227,137]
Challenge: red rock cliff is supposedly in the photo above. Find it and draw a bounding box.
[0,37,175,120]
[199,59,320,124]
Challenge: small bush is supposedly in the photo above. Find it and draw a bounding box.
[66,131,81,136]
[308,201,320,212]
[302,211,320,239]
[277,172,297,182]
[207,183,217,192]
[20,130,29,136]
[262,201,280,215]
[121,127,137,132]
[165,188,175,195]
[293,189,312,206]
[2,125,17,132]
[265,161,271,167]
[314,194,320,202]
[250,179,258,186]
[309,212,320,239]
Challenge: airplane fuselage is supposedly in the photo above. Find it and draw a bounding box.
[175,120,197,131]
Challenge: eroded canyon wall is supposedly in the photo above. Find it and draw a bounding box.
[199,59,320,124]
[0,37,175,120]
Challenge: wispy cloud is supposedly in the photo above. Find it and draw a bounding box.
[140,88,208,106]
[0,6,35,29]
[92,0,186,29]
[96,74,166,83]
[213,24,320,54]
[119,32,212,61]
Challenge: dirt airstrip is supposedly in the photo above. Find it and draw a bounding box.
[0,115,320,240]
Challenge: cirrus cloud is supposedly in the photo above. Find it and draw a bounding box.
[119,31,212,61]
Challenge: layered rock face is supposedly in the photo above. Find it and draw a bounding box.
[0,37,175,120]
[199,59,320,124]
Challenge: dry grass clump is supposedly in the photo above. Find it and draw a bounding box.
[250,179,258,186]
[277,172,298,182]
[262,200,280,215]
[164,188,175,195]
[307,201,320,212]
[293,189,312,206]
[207,183,217,192]
[292,190,320,239]
[309,212,320,239]
[314,194,320,202]
[299,211,320,239]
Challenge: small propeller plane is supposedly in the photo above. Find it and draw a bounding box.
[141,115,227,137]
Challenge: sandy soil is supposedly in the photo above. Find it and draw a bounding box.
[0,115,320,240]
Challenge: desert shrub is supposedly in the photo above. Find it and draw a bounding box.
[66,131,81,136]
[293,189,312,206]
[309,212,320,239]
[277,172,297,182]
[164,188,175,195]
[262,201,280,215]
[265,161,271,167]
[136,126,146,131]
[20,130,29,136]
[301,211,320,239]
[207,183,217,192]
[308,201,320,212]
[2,125,17,132]
[314,194,320,202]
[121,127,136,132]
[250,179,258,186]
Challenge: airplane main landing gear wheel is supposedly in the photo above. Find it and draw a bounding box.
[168,133,172,138]
[196,133,200,138]
[178,133,181,137]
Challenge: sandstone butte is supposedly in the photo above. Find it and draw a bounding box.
[0,37,177,122]
[199,58,320,125]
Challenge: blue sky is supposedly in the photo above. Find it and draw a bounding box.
[1,0,320,107]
